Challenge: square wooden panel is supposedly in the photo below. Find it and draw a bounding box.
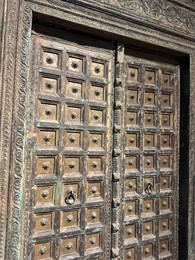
[159,217,171,235]
[144,91,156,106]
[160,155,171,169]
[142,199,155,215]
[88,133,103,149]
[126,111,139,126]
[126,133,139,149]
[38,102,58,121]
[40,76,58,94]
[65,131,82,149]
[86,208,101,224]
[143,155,155,171]
[63,184,79,205]
[87,182,101,200]
[124,178,137,194]
[89,108,104,125]
[161,93,172,108]
[141,243,153,259]
[145,70,156,85]
[60,237,79,256]
[35,185,55,205]
[160,197,171,212]
[124,248,136,260]
[128,66,140,82]
[160,176,172,191]
[125,156,138,172]
[127,89,139,105]
[85,233,101,250]
[159,239,170,255]
[66,106,83,124]
[34,213,53,233]
[91,60,107,78]
[37,130,57,147]
[143,177,156,194]
[34,242,51,259]
[160,134,171,149]
[37,157,55,175]
[144,112,156,127]
[42,50,60,69]
[87,157,102,174]
[124,224,137,240]
[161,114,172,128]
[89,84,105,102]
[143,133,155,148]
[142,221,155,239]
[61,210,80,230]
[162,73,171,87]
[66,80,83,99]
[124,201,138,220]
[67,54,84,74]
[64,157,81,175]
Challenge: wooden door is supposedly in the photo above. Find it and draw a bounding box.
[27,30,179,259]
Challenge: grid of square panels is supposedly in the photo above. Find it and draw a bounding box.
[123,61,176,259]
[31,37,113,259]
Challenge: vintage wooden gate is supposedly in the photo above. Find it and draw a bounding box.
[27,29,179,259]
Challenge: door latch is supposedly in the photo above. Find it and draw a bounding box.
[145,183,153,194]
[65,188,76,205]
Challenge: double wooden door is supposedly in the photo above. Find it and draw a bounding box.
[28,29,179,259]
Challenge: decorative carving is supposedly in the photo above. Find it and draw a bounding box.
[56,0,195,37]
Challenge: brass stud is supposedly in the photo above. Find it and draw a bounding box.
[146,159,151,166]
[93,114,99,120]
[90,212,97,219]
[68,162,76,169]
[129,138,135,144]
[130,72,135,77]
[70,112,77,119]
[43,135,51,143]
[126,251,132,258]
[65,242,73,250]
[162,222,167,228]
[127,228,133,235]
[89,237,96,245]
[130,94,135,100]
[144,247,150,254]
[146,116,152,122]
[71,62,78,69]
[45,110,52,116]
[95,91,100,96]
[128,182,134,189]
[145,225,150,232]
[95,67,100,74]
[39,246,47,255]
[92,161,98,168]
[66,214,74,223]
[72,88,78,93]
[46,57,54,64]
[45,83,53,89]
[69,137,75,144]
[146,138,152,144]
[91,186,98,194]
[92,138,98,144]
[42,162,51,170]
[161,243,167,250]
[128,160,134,166]
[147,96,152,102]
[40,218,48,227]
[145,203,151,210]
[162,179,167,185]
[162,200,167,207]
[128,206,133,212]
[41,190,49,198]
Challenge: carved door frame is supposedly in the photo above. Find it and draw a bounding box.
[0,0,195,259]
